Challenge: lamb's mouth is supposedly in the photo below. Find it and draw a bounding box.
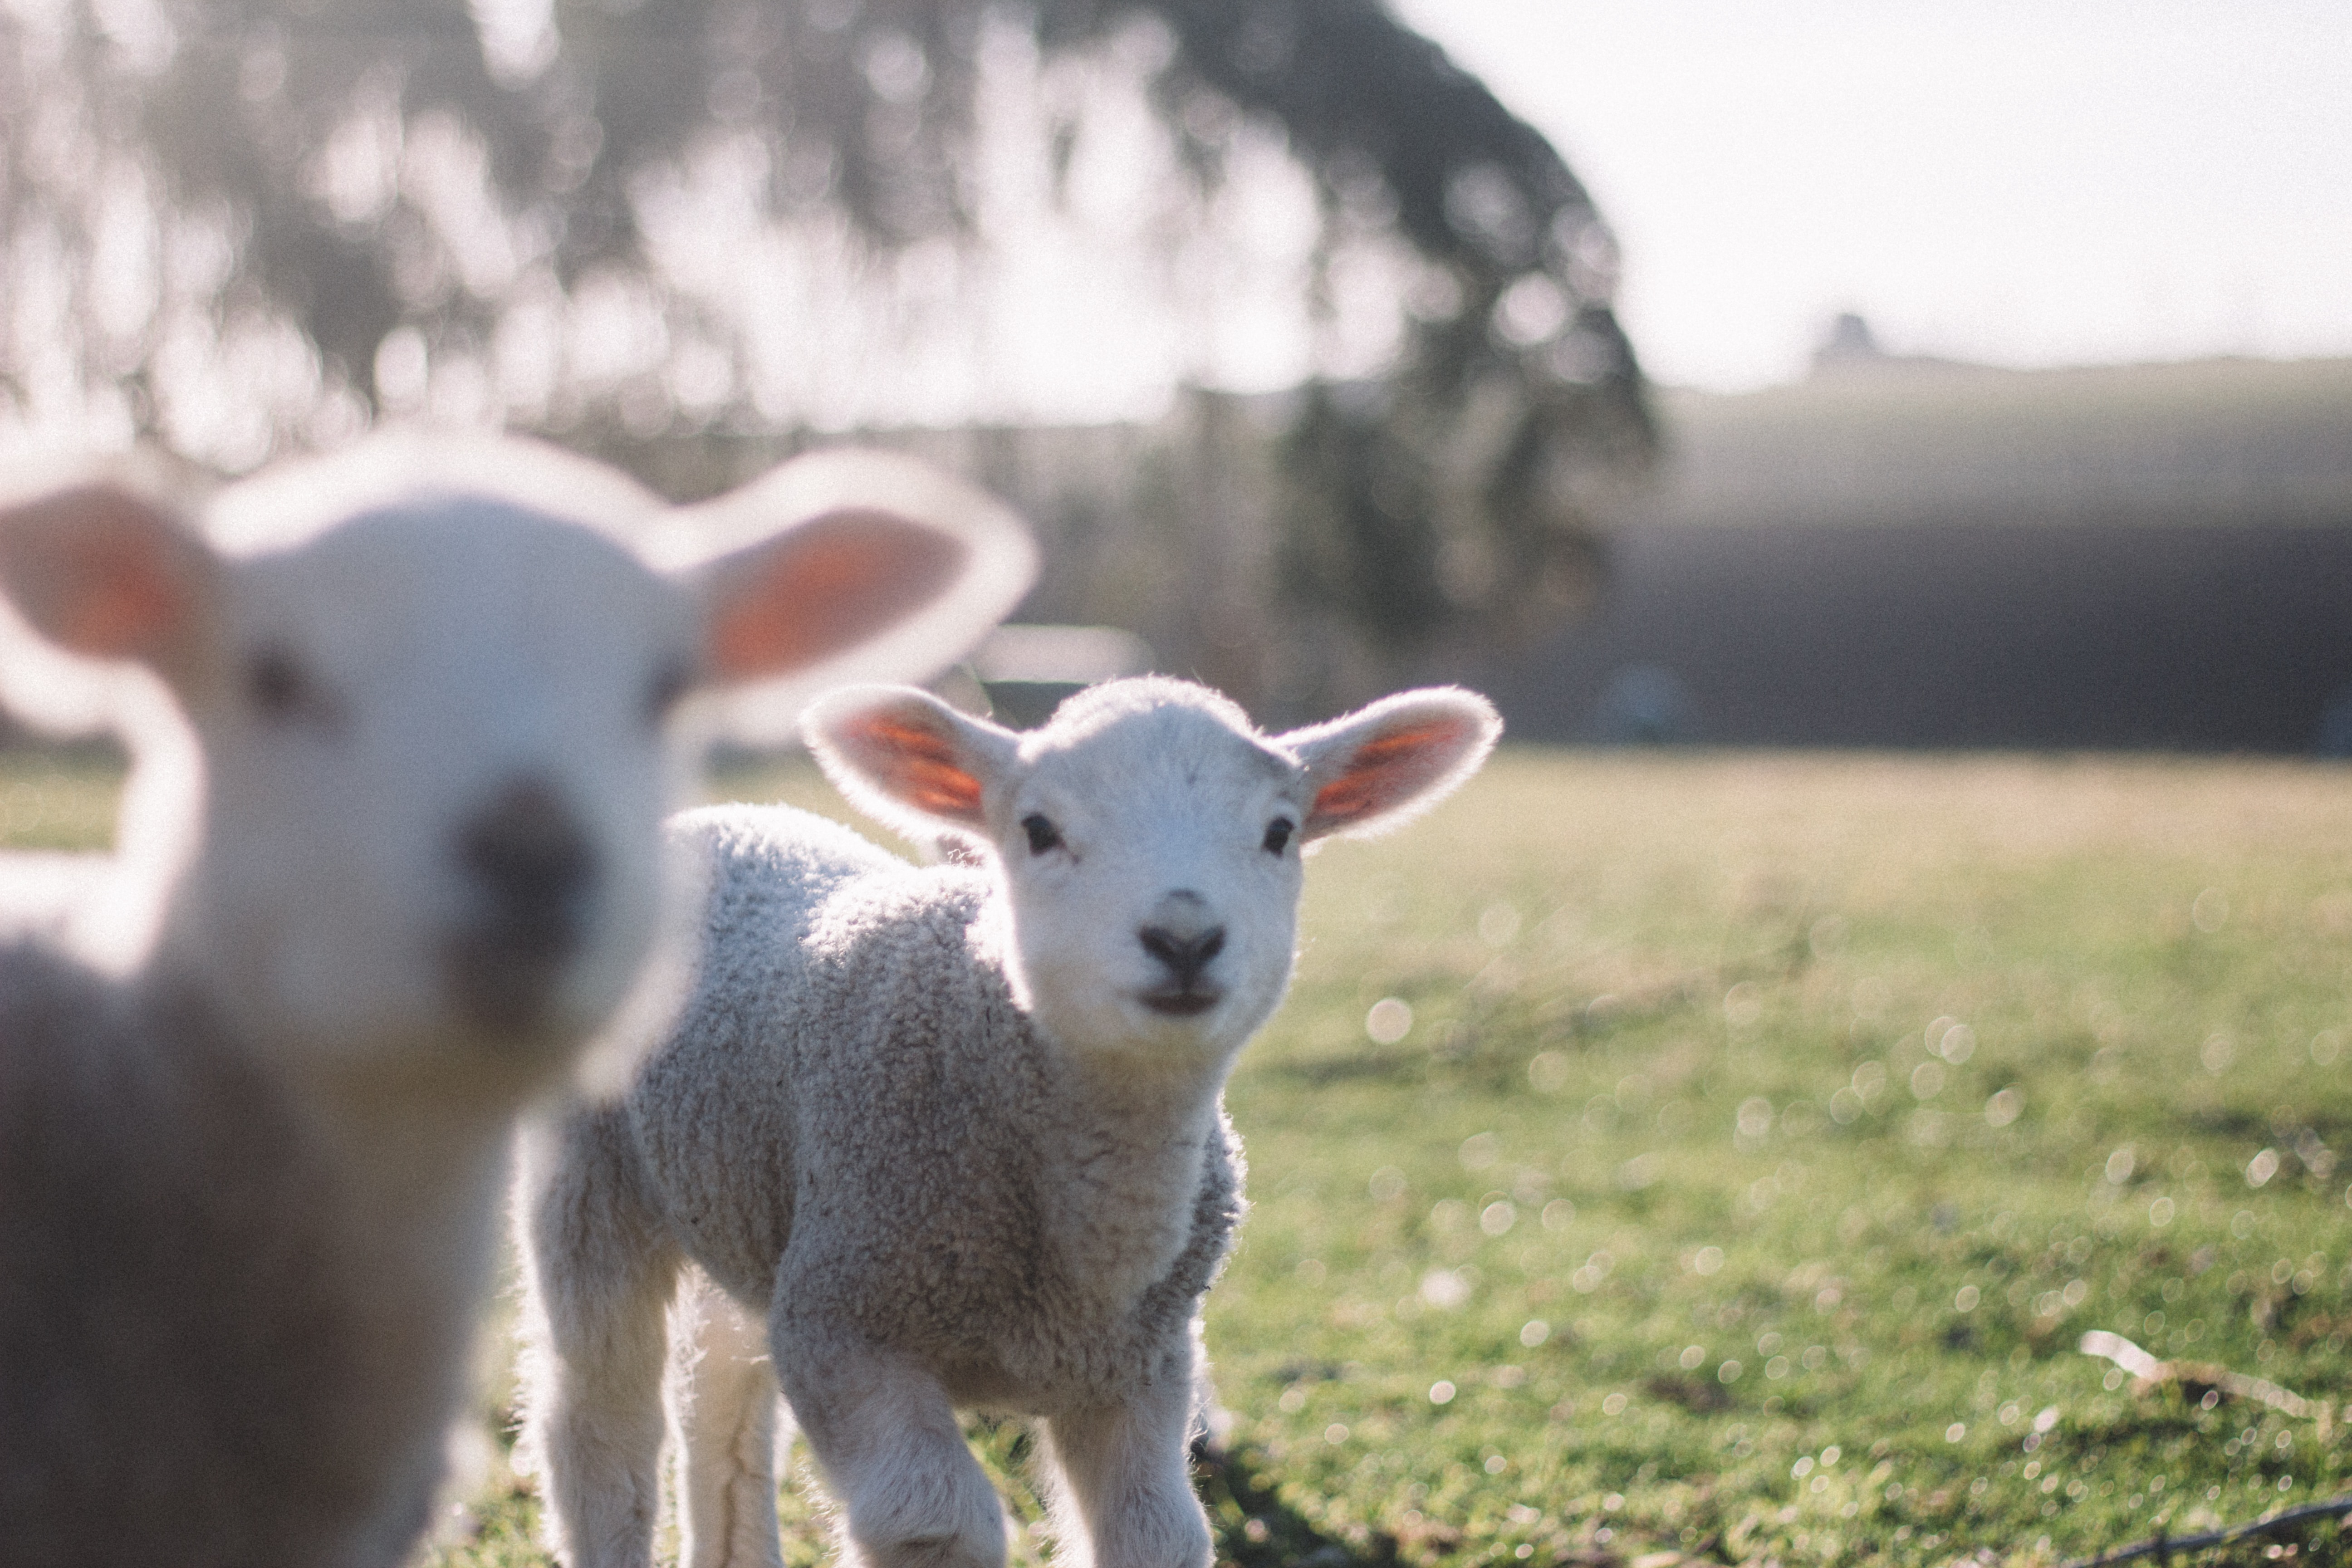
[444,906,583,1037]
[1139,987,1221,1018]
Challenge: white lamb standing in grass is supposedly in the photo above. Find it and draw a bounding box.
[518,674,1501,1568]
[0,432,1034,1568]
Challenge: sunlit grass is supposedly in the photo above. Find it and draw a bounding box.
[1205,751,2352,1567]
[10,747,2352,1566]
[0,748,124,851]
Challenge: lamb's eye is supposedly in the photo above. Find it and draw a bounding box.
[643,657,694,724]
[1020,813,1063,855]
[1262,817,1295,856]
[245,646,309,721]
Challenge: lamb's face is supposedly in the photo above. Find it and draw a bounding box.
[182,503,696,1076]
[808,676,1501,1077]
[995,701,1312,1062]
[0,438,1037,1089]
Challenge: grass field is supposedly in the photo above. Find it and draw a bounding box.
[10,747,2352,1568]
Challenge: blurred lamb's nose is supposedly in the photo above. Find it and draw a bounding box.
[447,775,597,1031]
[1138,891,1225,987]
[459,776,595,926]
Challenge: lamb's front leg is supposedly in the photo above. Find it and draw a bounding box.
[669,1269,787,1568]
[1038,1368,1211,1568]
[775,1326,1004,1568]
[516,1109,684,1568]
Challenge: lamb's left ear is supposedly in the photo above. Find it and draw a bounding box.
[671,448,1036,692]
[1279,687,1502,842]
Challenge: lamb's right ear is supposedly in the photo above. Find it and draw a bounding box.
[802,685,1020,842]
[0,477,216,681]
[667,449,1035,706]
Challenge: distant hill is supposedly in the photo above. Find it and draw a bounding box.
[1473,356,2352,752]
[1626,356,2352,530]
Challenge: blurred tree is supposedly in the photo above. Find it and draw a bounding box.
[0,0,1648,658]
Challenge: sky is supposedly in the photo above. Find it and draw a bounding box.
[1390,0,2352,390]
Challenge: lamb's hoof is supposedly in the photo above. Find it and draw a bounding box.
[855,1533,1004,1568]
[850,1501,1010,1568]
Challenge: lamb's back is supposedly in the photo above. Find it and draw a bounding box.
[632,804,1019,1303]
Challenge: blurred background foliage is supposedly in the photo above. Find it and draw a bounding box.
[0,0,1651,674]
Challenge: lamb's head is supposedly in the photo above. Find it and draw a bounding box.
[806,676,1500,1066]
[0,436,1033,1087]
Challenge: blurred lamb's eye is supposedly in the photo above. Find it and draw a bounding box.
[644,657,694,723]
[245,646,308,721]
[1262,817,1295,856]
[1021,813,1062,855]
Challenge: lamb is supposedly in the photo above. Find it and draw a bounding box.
[0,431,1035,1568]
[517,674,1501,1568]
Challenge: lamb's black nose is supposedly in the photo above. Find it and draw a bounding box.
[459,778,595,933]
[1138,907,1226,986]
[447,776,597,1031]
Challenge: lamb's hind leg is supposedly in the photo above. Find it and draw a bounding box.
[776,1323,1005,1568]
[668,1268,787,1568]
[515,1107,684,1568]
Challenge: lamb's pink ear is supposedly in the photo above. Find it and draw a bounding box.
[802,685,1019,839]
[1281,688,1502,842]
[0,480,216,680]
[678,449,1036,690]
[696,508,970,681]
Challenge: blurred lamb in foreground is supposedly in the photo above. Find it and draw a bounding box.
[0,433,1034,1568]
[518,675,1500,1568]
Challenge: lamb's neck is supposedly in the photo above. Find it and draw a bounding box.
[138,961,517,1544]
[1034,1043,1233,1310]
[146,938,528,1287]
[284,1056,521,1311]
[142,946,517,1236]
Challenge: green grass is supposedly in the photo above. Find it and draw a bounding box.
[0,748,127,850]
[1200,752,2352,1568]
[11,748,2352,1567]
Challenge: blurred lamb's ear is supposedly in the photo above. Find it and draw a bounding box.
[802,685,1020,842]
[1280,687,1502,843]
[0,471,218,686]
[659,449,1036,743]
